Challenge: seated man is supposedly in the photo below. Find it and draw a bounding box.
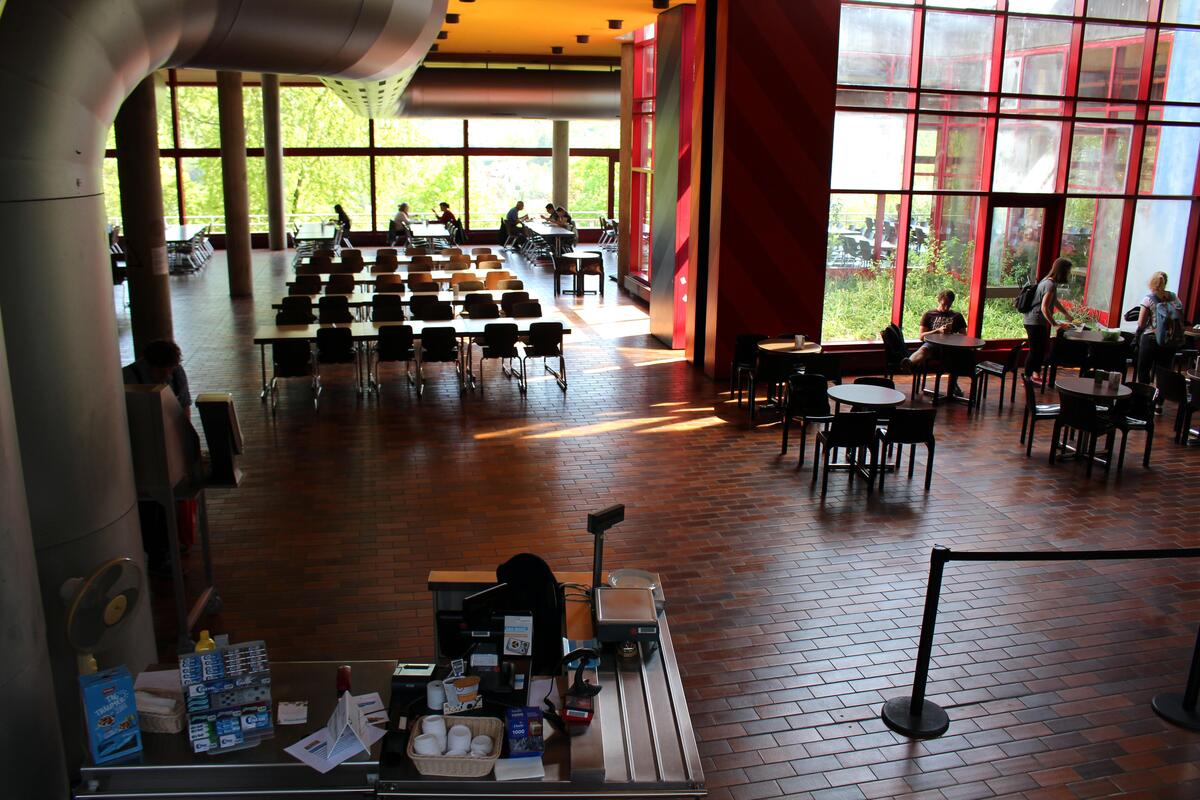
[123,339,192,417]
[902,289,969,397]
[505,200,529,245]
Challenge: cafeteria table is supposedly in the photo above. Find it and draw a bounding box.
[164,223,211,273]
[406,222,449,246]
[825,383,906,480]
[921,332,986,407]
[296,252,505,270]
[288,270,507,290]
[1052,376,1132,469]
[525,221,576,255]
[294,221,339,245]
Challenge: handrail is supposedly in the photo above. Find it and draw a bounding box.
[881,545,1200,738]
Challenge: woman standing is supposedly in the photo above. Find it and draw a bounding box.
[1135,271,1184,382]
[1023,257,1075,382]
[333,203,353,247]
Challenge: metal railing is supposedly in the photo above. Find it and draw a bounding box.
[881,544,1200,738]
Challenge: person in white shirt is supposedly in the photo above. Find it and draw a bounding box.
[394,203,410,228]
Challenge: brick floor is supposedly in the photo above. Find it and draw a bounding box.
[128,246,1200,799]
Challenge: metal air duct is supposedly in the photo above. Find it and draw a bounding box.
[400,67,620,119]
[0,1,445,792]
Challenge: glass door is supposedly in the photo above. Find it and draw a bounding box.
[980,204,1049,339]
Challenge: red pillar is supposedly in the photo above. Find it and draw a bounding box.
[693,0,841,377]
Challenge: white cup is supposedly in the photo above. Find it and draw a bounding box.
[426,681,445,711]
[446,724,472,755]
[470,734,492,757]
[794,335,804,349]
[412,733,442,756]
[421,715,447,750]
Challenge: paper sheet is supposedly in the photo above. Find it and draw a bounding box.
[283,725,386,774]
[134,669,181,693]
[494,756,546,781]
[285,692,389,773]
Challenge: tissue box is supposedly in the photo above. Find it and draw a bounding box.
[81,666,142,765]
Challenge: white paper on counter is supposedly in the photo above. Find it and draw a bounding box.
[283,724,386,774]
[494,756,546,781]
[134,669,181,693]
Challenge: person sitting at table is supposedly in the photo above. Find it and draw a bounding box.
[1135,270,1185,383]
[541,203,557,223]
[506,200,529,246]
[901,289,969,398]
[432,201,456,226]
[334,204,353,246]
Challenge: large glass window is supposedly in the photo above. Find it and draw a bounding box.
[283,156,371,226]
[375,118,463,147]
[568,156,610,223]
[903,195,978,335]
[823,194,900,343]
[468,155,552,226]
[468,119,552,148]
[831,112,908,190]
[280,86,368,147]
[374,156,464,231]
[837,5,915,88]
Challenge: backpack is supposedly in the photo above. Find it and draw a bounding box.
[1154,292,1185,347]
[1014,280,1038,314]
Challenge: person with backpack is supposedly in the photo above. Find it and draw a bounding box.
[1135,271,1184,382]
[1021,257,1075,383]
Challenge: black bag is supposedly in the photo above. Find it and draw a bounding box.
[1014,281,1038,314]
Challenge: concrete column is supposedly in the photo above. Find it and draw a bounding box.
[0,310,68,798]
[114,76,174,354]
[261,74,286,251]
[551,120,569,209]
[218,71,253,296]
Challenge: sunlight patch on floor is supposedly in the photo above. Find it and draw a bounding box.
[639,416,727,433]
[525,416,674,439]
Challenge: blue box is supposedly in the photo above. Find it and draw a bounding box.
[504,707,544,758]
[80,666,142,765]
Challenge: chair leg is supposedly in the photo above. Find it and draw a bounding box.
[1049,422,1060,464]
[866,443,877,495]
[924,442,934,491]
[781,413,791,455]
[796,423,809,470]
[998,374,1006,411]
[1117,429,1129,473]
[1144,424,1154,467]
[820,446,831,499]
[877,439,887,492]
[908,444,916,478]
[1085,432,1096,477]
[811,440,821,485]
[1020,407,1029,445]
[1026,417,1036,458]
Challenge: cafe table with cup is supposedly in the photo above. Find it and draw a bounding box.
[78,514,704,799]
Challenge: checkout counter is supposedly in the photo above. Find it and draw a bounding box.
[76,568,704,798]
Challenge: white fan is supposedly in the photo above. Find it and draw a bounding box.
[61,557,143,675]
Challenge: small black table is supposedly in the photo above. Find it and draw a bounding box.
[921,333,986,407]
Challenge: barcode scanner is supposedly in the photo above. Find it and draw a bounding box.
[543,648,601,736]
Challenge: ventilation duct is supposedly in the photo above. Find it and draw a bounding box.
[399,67,620,119]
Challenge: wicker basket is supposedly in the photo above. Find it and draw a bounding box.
[407,715,503,778]
[137,693,185,734]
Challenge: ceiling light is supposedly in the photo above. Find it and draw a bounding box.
[653,0,670,8]
[430,44,439,52]
[576,35,589,44]
[437,31,448,39]
[551,46,564,55]
[445,13,460,23]
[608,19,623,29]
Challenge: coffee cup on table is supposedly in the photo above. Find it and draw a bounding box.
[794,335,805,349]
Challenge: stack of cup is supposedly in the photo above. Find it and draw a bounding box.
[414,715,490,759]
[470,734,493,758]
[446,724,472,756]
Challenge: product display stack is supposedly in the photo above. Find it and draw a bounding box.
[179,640,274,753]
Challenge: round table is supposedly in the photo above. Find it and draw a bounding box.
[1184,327,1200,339]
[828,384,905,409]
[757,338,823,356]
[1062,329,1124,345]
[557,252,603,296]
[1055,376,1132,403]
[923,333,986,350]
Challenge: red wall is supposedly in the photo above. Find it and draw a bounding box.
[691,0,841,377]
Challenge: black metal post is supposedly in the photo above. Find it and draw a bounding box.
[881,545,951,738]
[1152,624,1200,731]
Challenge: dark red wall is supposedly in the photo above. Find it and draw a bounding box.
[693,0,841,378]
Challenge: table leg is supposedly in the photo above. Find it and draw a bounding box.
[259,344,268,401]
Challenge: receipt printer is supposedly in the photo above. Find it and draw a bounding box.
[593,587,658,644]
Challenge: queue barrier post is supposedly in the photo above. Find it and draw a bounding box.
[1152,624,1200,731]
[881,545,951,739]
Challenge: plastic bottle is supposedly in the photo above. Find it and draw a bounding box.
[194,630,216,652]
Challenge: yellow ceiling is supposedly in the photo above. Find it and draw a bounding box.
[437,0,691,58]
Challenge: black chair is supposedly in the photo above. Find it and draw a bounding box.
[371,293,405,322]
[522,322,567,391]
[409,280,440,293]
[413,301,454,321]
[881,324,908,380]
[409,294,438,320]
[1046,331,1088,393]
[314,326,359,410]
[812,411,879,499]
[462,293,494,317]
[1154,367,1191,443]
[290,275,321,294]
[468,301,500,320]
[500,291,530,317]
[731,334,767,406]
[371,324,414,395]
[974,341,1025,411]
[853,376,897,426]
[1049,393,1116,478]
[474,323,522,394]
[318,295,353,324]
[280,296,316,323]
[803,353,842,385]
[510,301,543,318]
[1180,376,1200,447]
[782,373,832,467]
[417,326,461,396]
[1109,382,1157,470]
[876,408,937,492]
[269,338,314,413]
[1020,375,1059,457]
[749,349,797,422]
[326,274,355,294]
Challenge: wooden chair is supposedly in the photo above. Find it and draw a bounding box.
[455,280,485,292]
[521,322,567,391]
[325,274,354,295]
[1050,393,1116,478]
[730,334,767,407]
[374,275,405,293]
[498,279,524,290]
[449,271,477,289]
[484,271,513,290]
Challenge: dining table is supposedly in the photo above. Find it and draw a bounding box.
[921,332,987,407]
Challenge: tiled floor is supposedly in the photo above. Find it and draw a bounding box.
[128,246,1200,799]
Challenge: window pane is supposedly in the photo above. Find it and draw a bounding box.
[158,83,174,150]
[927,0,997,8]
[993,118,1062,192]
[1141,114,1200,194]
[1062,198,1124,318]
[919,93,989,112]
[467,155,552,228]
[245,157,266,232]
[1080,25,1146,101]
[374,118,464,147]
[374,156,464,231]
[468,119,552,147]
[982,206,1046,339]
[568,156,609,224]
[1120,199,1192,330]
[836,89,915,108]
[914,115,988,190]
[282,156,371,227]
[1068,122,1133,193]
[830,112,907,190]
[837,5,914,88]
[179,157,224,230]
[822,194,899,343]
[1162,0,1200,24]
[243,85,263,148]
[921,12,996,94]
[1086,0,1151,21]
[1155,29,1200,103]
[1008,0,1075,14]
[280,87,368,147]
[175,86,220,148]
[569,120,619,149]
[903,195,978,336]
[102,157,179,228]
[1001,17,1073,113]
